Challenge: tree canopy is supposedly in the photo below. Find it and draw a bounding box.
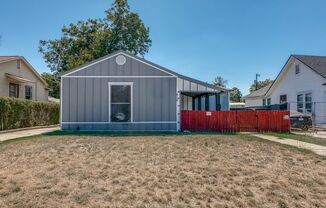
[230,87,242,102]
[213,76,228,88]
[249,79,273,93]
[39,0,151,74]
[41,73,60,98]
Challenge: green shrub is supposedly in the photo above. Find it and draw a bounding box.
[0,97,59,131]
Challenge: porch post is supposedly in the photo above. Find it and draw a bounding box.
[205,95,209,110]
[192,97,196,110]
[198,96,201,110]
[215,93,221,110]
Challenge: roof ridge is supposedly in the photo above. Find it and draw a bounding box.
[292,54,326,58]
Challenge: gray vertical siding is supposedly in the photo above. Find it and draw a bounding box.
[61,52,229,131]
[62,53,177,131]
[62,77,177,131]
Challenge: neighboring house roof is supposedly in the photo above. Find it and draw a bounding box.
[0,56,19,63]
[59,50,229,91]
[0,56,48,87]
[292,55,326,79]
[242,83,272,99]
[244,54,326,99]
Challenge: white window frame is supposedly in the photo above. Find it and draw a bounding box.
[108,82,133,123]
[297,91,313,114]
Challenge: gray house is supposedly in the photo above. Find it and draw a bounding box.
[60,50,230,131]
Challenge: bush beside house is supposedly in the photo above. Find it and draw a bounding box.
[0,97,59,131]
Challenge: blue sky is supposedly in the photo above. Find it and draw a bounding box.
[1,0,326,95]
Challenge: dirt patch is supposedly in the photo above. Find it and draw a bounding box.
[0,135,325,207]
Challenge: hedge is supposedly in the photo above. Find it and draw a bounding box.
[0,97,60,131]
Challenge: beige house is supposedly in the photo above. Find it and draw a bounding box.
[0,56,48,101]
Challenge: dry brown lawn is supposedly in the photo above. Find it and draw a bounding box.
[0,134,325,208]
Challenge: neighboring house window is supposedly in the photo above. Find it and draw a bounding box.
[267,98,271,106]
[110,84,132,122]
[295,64,300,75]
[17,60,21,69]
[280,94,287,104]
[262,99,266,106]
[297,94,304,113]
[25,86,32,100]
[9,83,19,98]
[297,93,313,114]
[305,93,312,113]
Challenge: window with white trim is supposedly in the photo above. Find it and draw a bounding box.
[305,93,312,113]
[267,98,271,106]
[280,94,287,104]
[297,94,304,113]
[110,84,132,122]
[297,92,312,114]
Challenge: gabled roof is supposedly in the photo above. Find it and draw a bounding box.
[59,50,229,91]
[244,54,326,99]
[0,56,48,87]
[292,55,326,79]
[0,56,20,63]
[243,83,272,99]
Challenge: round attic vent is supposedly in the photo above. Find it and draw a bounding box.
[116,55,126,66]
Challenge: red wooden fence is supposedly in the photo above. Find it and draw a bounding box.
[181,110,290,132]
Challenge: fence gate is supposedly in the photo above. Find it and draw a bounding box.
[181,110,290,132]
[237,111,258,132]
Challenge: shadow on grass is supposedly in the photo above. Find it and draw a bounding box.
[43,130,239,137]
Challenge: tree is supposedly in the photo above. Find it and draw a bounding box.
[230,87,242,102]
[41,73,60,98]
[213,76,228,88]
[39,0,151,74]
[249,79,273,93]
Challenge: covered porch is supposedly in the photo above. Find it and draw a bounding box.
[180,90,229,111]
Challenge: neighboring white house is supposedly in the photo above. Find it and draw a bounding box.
[243,55,326,124]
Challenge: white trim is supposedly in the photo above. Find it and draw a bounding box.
[61,121,177,124]
[60,129,178,132]
[62,52,177,77]
[176,80,181,131]
[108,82,133,123]
[60,78,63,129]
[64,76,174,78]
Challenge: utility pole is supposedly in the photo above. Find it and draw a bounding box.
[255,73,260,90]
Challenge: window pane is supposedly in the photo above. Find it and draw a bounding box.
[111,85,131,103]
[111,104,131,122]
[305,93,312,102]
[297,94,303,102]
[297,103,303,113]
[262,99,266,106]
[305,103,312,113]
[25,86,32,100]
[267,98,271,106]
[280,95,287,104]
[9,83,19,98]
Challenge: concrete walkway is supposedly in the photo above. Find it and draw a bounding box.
[293,131,326,139]
[252,134,326,156]
[0,126,59,142]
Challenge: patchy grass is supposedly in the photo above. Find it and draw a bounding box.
[266,132,326,147]
[0,134,325,207]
